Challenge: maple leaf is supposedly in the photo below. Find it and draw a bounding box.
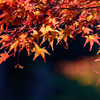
[82,27,93,35]
[96,25,100,30]
[83,34,100,51]
[40,24,59,50]
[87,15,93,21]
[30,30,39,43]
[0,42,9,50]
[47,31,58,51]
[48,17,59,26]
[32,42,50,62]
[26,44,31,56]
[0,11,12,32]
[40,30,59,51]
[57,27,75,45]
[18,33,29,53]
[40,24,54,36]
[0,51,9,64]
[59,41,68,49]
[8,40,19,56]
[0,34,9,43]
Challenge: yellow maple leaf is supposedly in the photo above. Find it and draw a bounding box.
[58,27,74,45]
[48,17,59,26]
[32,42,50,62]
[87,15,93,21]
[8,40,19,56]
[40,24,54,35]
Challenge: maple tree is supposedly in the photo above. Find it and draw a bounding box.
[0,0,100,70]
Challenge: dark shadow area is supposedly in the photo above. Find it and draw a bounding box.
[0,36,100,100]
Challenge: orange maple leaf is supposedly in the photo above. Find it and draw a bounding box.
[48,17,59,26]
[0,42,9,50]
[40,30,59,51]
[40,24,54,36]
[82,27,93,34]
[84,34,100,51]
[0,34,9,43]
[40,24,59,51]
[0,51,9,64]
[8,40,19,56]
[57,27,75,45]
[32,42,50,62]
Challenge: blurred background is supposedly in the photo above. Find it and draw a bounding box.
[0,35,100,100]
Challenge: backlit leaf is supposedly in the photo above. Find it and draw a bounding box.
[0,51,9,64]
[8,40,19,56]
[32,42,50,62]
[84,34,100,51]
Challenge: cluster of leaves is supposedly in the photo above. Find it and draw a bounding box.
[0,0,100,68]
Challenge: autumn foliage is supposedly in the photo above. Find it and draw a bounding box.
[0,0,100,67]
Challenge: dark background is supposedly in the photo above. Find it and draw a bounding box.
[0,35,100,100]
